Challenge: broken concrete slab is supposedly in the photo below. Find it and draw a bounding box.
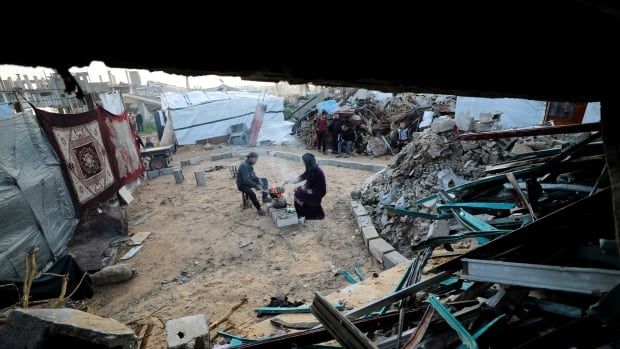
[368,238,395,263]
[431,116,456,133]
[426,220,450,240]
[382,251,408,269]
[361,226,380,247]
[165,314,210,349]
[0,308,137,349]
[90,264,135,286]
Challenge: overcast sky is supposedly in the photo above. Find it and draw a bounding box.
[0,61,275,89]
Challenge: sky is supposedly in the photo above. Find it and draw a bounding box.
[0,61,276,89]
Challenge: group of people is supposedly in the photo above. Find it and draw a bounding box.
[315,111,356,158]
[236,152,327,221]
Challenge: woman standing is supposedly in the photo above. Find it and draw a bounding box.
[284,153,327,220]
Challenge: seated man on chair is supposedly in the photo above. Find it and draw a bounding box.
[236,152,270,216]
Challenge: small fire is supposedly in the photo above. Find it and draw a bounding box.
[269,186,285,199]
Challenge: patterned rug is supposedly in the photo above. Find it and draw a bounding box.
[35,108,118,214]
[99,108,144,184]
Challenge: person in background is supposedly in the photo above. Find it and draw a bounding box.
[145,137,154,148]
[337,123,356,158]
[283,153,326,221]
[315,111,328,154]
[397,121,409,152]
[330,113,342,155]
[236,152,270,216]
[136,112,144,132]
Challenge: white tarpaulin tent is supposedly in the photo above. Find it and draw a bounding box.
[161,91,294,145]
[0,114,78,279]
[455,97,601,130]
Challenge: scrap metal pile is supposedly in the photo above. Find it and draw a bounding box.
[211,126,619,349]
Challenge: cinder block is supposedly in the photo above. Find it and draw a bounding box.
[383,251,408,269]
[353,205,368,217]
[210,152,233,161]
[272,209,298,227]
[361,226,380,246]
[350,201,360,215]
[188,157,201,165]
[356,215,373,229]
[160,166,178,175]
[180,160,191,167]
[369,238,395,263]
[165,314,210,349]
[147,170,160,179]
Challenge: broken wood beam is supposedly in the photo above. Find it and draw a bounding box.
[459,122,600,141]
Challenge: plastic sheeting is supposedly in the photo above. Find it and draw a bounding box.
[0,114,78,279]
[99,91,125,115]
[455,97,547,129]
[316,100,340,116]
[163,91,292,145]
[583,102,601,123]
[455,97,601,129]
[0,103,14,118]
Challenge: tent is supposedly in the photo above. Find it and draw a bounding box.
[0,114,78,279]
[455,97,601,130]
[161,91,294,145]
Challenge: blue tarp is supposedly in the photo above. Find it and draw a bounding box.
[316,100,340,116]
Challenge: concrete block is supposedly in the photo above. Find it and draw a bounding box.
[147,170,160,179]
[180,159,191,167]
[165,314,210,349]
[361,226,380,247]
[0,308,137,349]
[431,116,456,133]
[353,204,368,217]
[383,251,408,269]
[369,238,395,263]
[350,200,360,214]
[160,166,179,175]
[272,209,299,228]
[194,171,206,186]
[210,152,234,161]
[173,168,184,184]
[188,157,201,165]
[356,215,373,229]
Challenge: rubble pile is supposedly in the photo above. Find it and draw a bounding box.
[360,129,507,253]
[292,90,457,154]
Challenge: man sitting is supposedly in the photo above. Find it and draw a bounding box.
[236,152,270,216]
[337,123,356,158]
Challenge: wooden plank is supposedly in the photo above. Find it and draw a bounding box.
[130,231,152,246]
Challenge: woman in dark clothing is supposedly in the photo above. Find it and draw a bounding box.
[284,153,327,220]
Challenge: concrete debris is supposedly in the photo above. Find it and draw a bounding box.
[430,115,455,133]
[0,308,138,349]
[455,111,474,131]
[366,137,388,157]
[291,91,456,154]
[90,264,135,286]
[165,314,210,349]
